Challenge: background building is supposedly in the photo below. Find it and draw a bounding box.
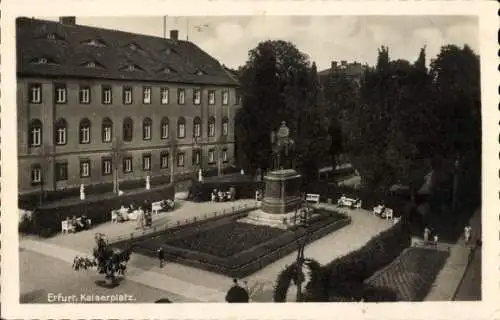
[318,60,367,87]
[17,17,240,195]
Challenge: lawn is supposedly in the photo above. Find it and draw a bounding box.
[167,222,286,258]
[364,247,449,301]
[118,209,350,278]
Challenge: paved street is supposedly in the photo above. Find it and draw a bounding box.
[20,202,394,302]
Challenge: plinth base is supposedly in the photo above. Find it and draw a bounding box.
[238,208,313,230]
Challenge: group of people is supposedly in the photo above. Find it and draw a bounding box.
[423,227,440,247]
[210,188,235,202]
[65,215,91,232]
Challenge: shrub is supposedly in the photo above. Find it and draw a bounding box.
[25,185,174,237]
[274,258,323,302]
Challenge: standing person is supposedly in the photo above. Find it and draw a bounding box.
[464,225,472,244]
[433,234,439,248]
[423,227,431,244]
[157,247,165,268]
[137,206,144,230]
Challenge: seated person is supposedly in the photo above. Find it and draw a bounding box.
[81,214,91,229]
[71,215,78,228]
[217,190,224,201]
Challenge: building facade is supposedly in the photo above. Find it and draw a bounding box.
[17,17,240,194]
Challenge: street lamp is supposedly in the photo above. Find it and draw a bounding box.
[293,201,311,302]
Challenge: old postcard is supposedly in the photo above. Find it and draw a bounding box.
[1,0,498,319]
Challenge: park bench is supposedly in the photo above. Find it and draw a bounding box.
[305,193,320,204]
[373,205,394,220]
[337,196,362,209]
[61,220,75,234]
[152,201,163,215]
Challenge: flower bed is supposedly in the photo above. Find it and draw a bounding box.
[363,247,449,301]
[20,184,174,238]
[122,209,350,278]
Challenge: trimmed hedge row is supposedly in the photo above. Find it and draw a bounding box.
[303,221,411,301]
[20,184,175,238]
[188,179,263,202]
[273,258,323,302]
[19,175,178,210]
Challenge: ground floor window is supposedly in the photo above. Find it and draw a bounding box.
[208,149,215,164]
[80,160,91,178]
[31,165,42,184]
[177,153,185,167]
[55,162,68,181]
[143,154,151,171]
[160,152,169,169]
[123,157,133,173]
[102,158,112,176]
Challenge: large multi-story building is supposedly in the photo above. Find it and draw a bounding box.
[17,17,240,195]
[318,60,366,87]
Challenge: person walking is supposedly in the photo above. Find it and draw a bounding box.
[423,227,431,244]
[157,247,165,268]
[433,234,439,248]
[464,225,472,244]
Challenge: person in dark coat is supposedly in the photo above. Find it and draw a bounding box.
[157,247,165,268]
[225,279,249,303]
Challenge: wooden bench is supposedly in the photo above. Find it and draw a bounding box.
[61,220,75,234]
[305,193,320,204]
[337,196,362,209]
[152,201,163,215]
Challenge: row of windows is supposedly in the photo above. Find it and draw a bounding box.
[29,149,229,184]
[28,116,229,146]
[29,83,241,106]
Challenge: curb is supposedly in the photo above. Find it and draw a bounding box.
[451,244,478,300]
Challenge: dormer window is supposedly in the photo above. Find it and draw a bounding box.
[127,65,135,71]
[161,67,175,74]
[123,64,143,72]
[195,69,206,76]
[47,33,56,40]
[39,58,48,64]
[87,62,96,68]
[30,57,55,65]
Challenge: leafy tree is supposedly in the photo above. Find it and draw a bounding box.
[73,233,132,286]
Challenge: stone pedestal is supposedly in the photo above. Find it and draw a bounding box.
[239,169,304,229]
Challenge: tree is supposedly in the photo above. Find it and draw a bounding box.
[73,233,132,286]
[236,40,329,182]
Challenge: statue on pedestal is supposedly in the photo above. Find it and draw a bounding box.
[80,184,86,200]
[271,121,295,171]
[198,169,203,182]
[145,175,151,190]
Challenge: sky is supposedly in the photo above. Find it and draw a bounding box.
[46,16,478,71]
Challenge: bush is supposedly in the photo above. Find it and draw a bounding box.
[25,185,174,237]
[188,180,263,202]
[305,222,411,301]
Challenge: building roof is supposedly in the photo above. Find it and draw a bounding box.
[16,17,238,86]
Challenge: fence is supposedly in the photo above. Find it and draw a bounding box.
[107,202,259,244]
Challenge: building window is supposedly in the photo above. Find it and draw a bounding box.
[222,117,229,136]
[79,86,91,104]
[143,87,152,104]
[123,117,133,142]
[29,119,42,147]
[208,90,215,105]
[55,162,68,181]
[102,118,113,143]
[102,86,112,104]
[54,118,67,145]
[177,153,185,167]
[193,117,201,138]
[142,154,151,171]
[160,152,169,169]
[208,149,215,164]
[29,84,42,103]
[161,88,169,104]
[192,149,201,165]
[79,118,91,144]
[102,158,112,176]
[222,148,228,163]
[161,117,169,139]
[55,84,67,104]
[208,117,215,137]
[222,90,229,105]
[80,160,91,178]
[178,89,185,105]
[143,118,152,140]
[177,117,186,139]
[31,165,42,185]
[193,89,201,105]
[123,157,133,173]
[123,87,133,104]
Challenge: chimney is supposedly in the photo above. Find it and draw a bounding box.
[331,61,338,70]
[59,17,76,25]
[341,60,347,66]
[170,30,179,41]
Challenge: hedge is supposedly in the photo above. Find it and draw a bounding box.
[19,175,183,210]
[273,258,323,302]
[20,184,175,238]
[188,179,263,202]
[303,221,411,301]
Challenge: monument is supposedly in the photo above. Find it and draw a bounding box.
[80,184,86,200]
[239,121,306,229]
[145,175,151,190]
